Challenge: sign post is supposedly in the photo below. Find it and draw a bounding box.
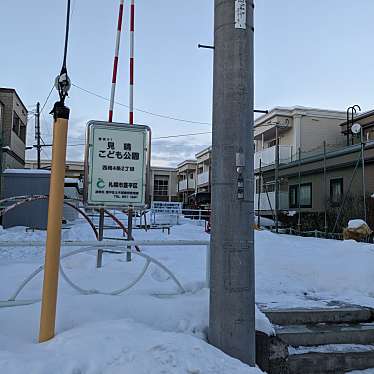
[84,121,150,266]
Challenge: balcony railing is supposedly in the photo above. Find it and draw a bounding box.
[178,179,195,191]
[254,145,293,169]
[254,191,288,211]
[197,171,209,186]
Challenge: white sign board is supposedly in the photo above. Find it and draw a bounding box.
[151,202,182,215]
[235,0,247,29]
[84,121,150,208]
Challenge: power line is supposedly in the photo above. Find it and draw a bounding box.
[154,131,211,140]
[71,83,212,126]
[40,85,55,114]
[40,130,212,145]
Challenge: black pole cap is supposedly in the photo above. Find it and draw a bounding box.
[50,101,70,121]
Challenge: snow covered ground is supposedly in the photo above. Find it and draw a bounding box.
[1,215,374,373]
[0,217,264,373]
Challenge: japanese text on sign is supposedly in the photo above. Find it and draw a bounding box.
[85,122,149,208]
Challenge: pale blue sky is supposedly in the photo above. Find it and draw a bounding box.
[1,1,373,165]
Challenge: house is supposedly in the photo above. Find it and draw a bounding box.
[270,141,374,231]
[177,160,196,204]
[0,88,28,170]
[149,166,178,202]
[196,146,211,194]
[26,160,85,179]
[254,106,346,213]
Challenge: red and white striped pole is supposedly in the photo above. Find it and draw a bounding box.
[109,0,125,123]
[129,0,135,125]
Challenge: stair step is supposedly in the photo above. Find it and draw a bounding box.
[263,307,373,326]
[287,346,374,374]
[276,323,374,347]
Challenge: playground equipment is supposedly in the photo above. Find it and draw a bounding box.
[0,239,212,308]
[0,195,210,309]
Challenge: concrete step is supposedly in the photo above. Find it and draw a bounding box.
[276,323,374,347]
[288,346,374,374]
[263,307,373,326]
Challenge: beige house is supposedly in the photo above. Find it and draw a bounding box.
[177,160,196,203]
[0,88,28,170]
[254,106,346,212]
[254,106,346,170]
[196,146,211,194]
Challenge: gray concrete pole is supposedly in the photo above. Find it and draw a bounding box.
[275,125,279,233]
[209,0,255,366]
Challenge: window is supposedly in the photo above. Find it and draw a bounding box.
[289,185,298,208]
[0,103,3,128]
[330,178,343,206]
[289,183,312,208]
[154,176,169,196]
[19,123,26,143]
[12,111,26,143]
[13,112,20,134]
[300,184,312,207]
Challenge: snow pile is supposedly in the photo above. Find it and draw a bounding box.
[0,319,259,374]
[348,219,368,229]
[289,344,374,355]
[255,230,374,308]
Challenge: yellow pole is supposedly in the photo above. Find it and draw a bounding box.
[39,104,69,343]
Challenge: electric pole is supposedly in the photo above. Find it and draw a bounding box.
[209,0,255,366]
[35,102,41,169]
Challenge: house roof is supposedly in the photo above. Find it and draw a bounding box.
[255,106,346,127]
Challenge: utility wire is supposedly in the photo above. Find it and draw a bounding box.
[40,130,212,145]
[71,83,212,126]
[40,85,55,114]
[154,131,212,140]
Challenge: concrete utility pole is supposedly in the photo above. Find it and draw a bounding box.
[275,125,279,233]
[209,0,255,366]
[35,102,41,169]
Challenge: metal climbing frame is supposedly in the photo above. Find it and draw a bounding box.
[0,239,210,308]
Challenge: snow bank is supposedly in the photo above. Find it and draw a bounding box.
[0,222,265,373]
[4,218,374,372]
[0,319,261,374]
[256,229,374,308]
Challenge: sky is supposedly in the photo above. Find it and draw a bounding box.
[1,0,374,166]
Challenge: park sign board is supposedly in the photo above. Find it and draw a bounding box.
[84,121,150,209]
[151,201,183,215]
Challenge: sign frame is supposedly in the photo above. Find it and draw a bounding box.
[83,121,151,209]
